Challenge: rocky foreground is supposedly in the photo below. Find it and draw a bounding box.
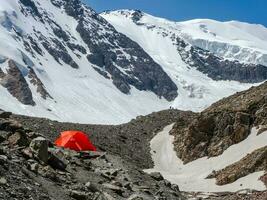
[0,109,185,200]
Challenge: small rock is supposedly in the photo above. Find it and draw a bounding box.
[48,153,67,171]
[28,163,39,172]
[39,165,58,181]
[70,190,88,200]
[105,169,120,177]
[0,131,9,143]
[8,132,29,147]
[85,182,99,192]
[171,184,180,192]
[30,137,49,164]
[122,182,133,191]
[22,147,33,159]
[149,172,164,181]
[0,177,7,185]
[0,155,8,165]
[79,151,105,159]
[102,183,123,194]
[102,192,116,200]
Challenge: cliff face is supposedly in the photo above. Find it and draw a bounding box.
[0,60,35,105]
[170,82,267,188]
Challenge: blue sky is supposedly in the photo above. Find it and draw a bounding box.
[83,0,267,27]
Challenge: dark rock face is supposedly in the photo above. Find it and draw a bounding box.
[0,60,35,105]
[131,10,144,24]
[41,37,79,69]
[27,36,44,56]
[62,0,178,101]
[19,0,43,21]
[176,38,267,83]
[28,68,52,100]
[66,42,87,55]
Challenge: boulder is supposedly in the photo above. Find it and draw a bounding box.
[70,190,88,200]
[30,137,49,164]
[85,182,99,192]
[48,153,67,171]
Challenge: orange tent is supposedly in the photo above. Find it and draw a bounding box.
[55,131,97,152]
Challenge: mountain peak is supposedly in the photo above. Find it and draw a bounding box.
[102,9,144,22]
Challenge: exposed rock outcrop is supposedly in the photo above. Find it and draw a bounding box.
[0,60,35,105]
[176,38,267,83]
[207,146,267,185]
[28,68,52,100]
[171,82,267,164]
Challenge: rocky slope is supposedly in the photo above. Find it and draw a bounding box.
[0,109,185,200]
[1,106,266,199]
[12,109,192,169]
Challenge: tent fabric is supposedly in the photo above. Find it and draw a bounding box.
[55,131,97,151]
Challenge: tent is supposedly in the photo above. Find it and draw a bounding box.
[55,131,97,151]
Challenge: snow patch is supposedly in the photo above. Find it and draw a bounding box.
[145,124,267,192]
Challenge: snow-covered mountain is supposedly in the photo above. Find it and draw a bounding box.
[102,10,267,110]
[102,10,267,66]
[0,1,266,124]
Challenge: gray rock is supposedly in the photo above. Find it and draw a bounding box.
[79,151,105,159]
[85,182,99,192]
[171,184,180,192]
[127,193,153,200]
[0,177,7,185]
[8,132,29,147]
[27,162,39,173]
[0,111,12,119]
[48,153,67,171]
[102,192,116,200]
[102,183,123,193]
[0,155,8,165]
[149,172,164,181]
[0,131,9,143]
[30,137,49,164]
[70,190,88,200]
